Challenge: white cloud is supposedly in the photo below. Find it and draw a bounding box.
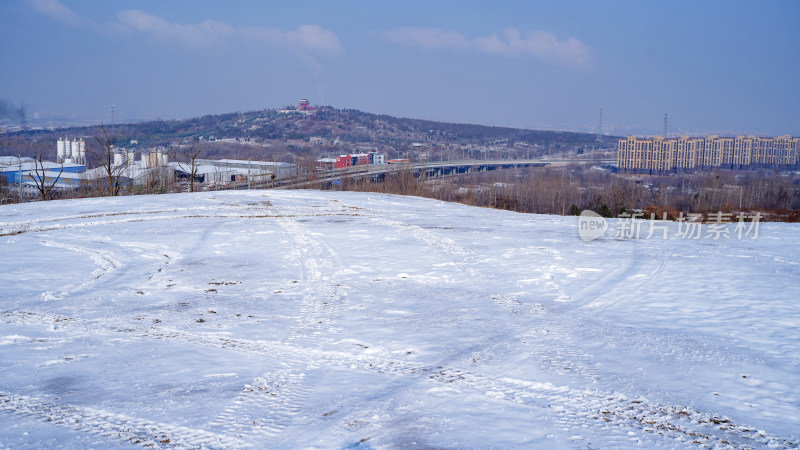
[28,1,342,69]
[115,10,342,56]
[286,25,343,54]
[385,27,590,67]
[384,27,470,51]
[28,0,89,26]
[115,10,236,48]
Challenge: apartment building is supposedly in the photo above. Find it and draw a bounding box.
[618,135,800,173]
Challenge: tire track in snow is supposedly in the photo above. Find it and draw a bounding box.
[367,214,608,382]
[578,237,667,310]
[207,370,313,439]
[116,240,182,288]
[354,210,741,442]
[494,238,646,384]
[367,215,556,344]
[207,199,347,441]
[3,310,793,448]
[517,238,667,383]
[0,202,284,235]
[1,202,793,446]
[276,213,346,347]
[33,238,181,302]
[0,390,246,449]
[37,240,122,300]
[366,216,481,279]
[367,215,592,321]
[0,210,361,237]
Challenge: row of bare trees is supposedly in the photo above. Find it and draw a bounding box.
[323,165,800,221]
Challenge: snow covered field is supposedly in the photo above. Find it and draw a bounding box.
[1,190,798,449]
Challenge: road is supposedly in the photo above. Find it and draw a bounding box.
[272,158,616,189]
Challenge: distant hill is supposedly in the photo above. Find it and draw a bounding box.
[1,107,618,161]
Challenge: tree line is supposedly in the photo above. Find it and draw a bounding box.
[321,165,800,222]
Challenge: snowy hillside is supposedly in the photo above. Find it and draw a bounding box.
[1,190,798,448]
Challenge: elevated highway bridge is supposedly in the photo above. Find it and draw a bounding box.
[273,158,615,189]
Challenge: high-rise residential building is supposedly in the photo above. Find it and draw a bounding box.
[618,135,800,173]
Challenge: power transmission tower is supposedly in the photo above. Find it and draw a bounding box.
[597,107,603,136]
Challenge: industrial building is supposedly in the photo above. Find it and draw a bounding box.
[22,167,85,189]
[618,135,800,173]
[0,156,85,186]
[171,159,298,186]
[113,148,169,169]
[334,152,386,169]
[315,158,337,170]
[79,147,171,187]
[3,139,299,197]
[194,159,297,180]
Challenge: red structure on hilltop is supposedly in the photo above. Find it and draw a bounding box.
[296,99,312,112]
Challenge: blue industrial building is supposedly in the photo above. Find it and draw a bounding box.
[0,156,86,185]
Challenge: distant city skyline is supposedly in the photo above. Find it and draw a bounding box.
[1,0,798,136]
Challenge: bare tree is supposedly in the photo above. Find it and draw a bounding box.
[138,164,171,195]
[0,137,10,203]
[30,144,64,201]
[0,171,12,204]
[295,156,318,184]
[89,124,128,196]
[183,143,202,192]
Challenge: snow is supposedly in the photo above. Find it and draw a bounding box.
[1,190,798,448]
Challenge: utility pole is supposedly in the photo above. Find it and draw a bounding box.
[18,154,23,203]
[739,185,743,210]
[111,104,116,135]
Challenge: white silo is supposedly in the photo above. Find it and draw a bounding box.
[161,152,168,166]
[127,149,136,167]
[71,138,82,162]
[76,138,85,164]
[114,150,125,167]
[57,138,67,162]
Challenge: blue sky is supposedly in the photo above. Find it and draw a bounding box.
[1,0,798,136]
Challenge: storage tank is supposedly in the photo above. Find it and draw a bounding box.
[66,137,74,160]
[127,150,136,166]
[77,139,85,164]
[154,149,165,167]
[114,150,125,167]
[70,139,81,162]
[57,138,67,162]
